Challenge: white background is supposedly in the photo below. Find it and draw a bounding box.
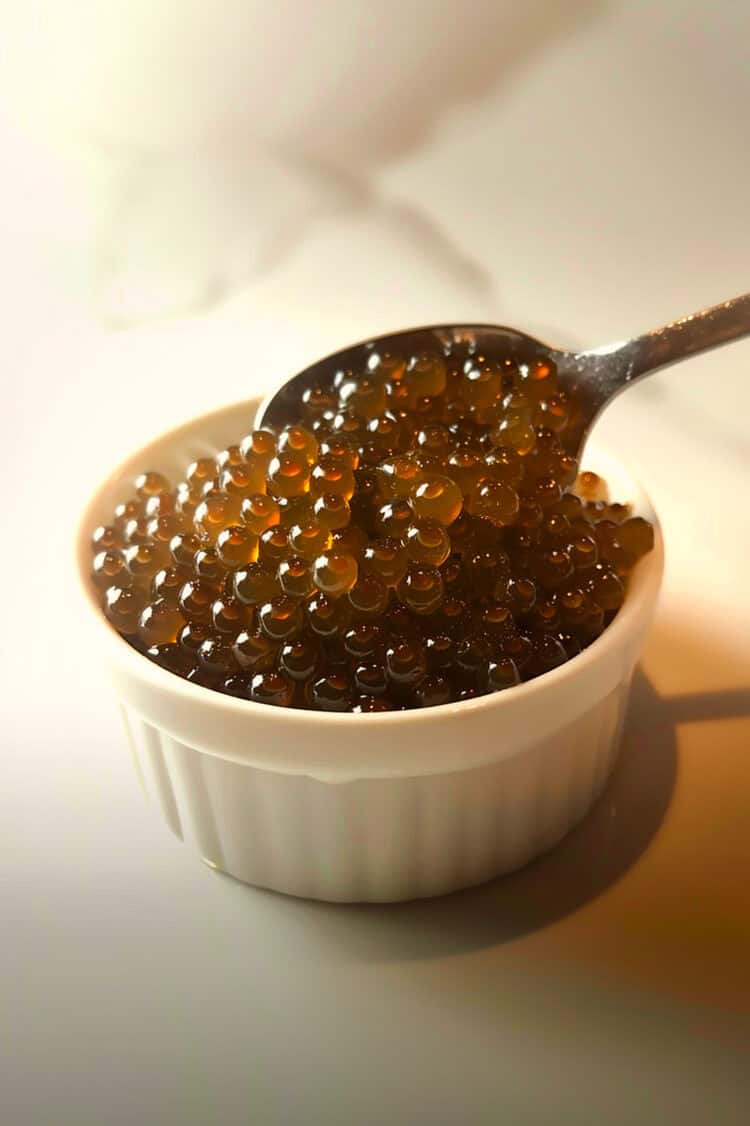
[2,2,749,1123]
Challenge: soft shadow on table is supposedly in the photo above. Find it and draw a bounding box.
[295,636,750,963]
[294,668,676,961]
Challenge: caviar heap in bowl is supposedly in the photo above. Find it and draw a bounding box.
[87,343,654,713]
[76,328,662,901]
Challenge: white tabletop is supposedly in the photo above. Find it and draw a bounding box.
[2,3,750,1123]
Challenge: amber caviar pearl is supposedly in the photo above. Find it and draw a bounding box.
[439,557,464,595]
[354,663,388,697]
[362,538,409,587]
[194,493,242,542]
[239,427,274,460]
[92,524,123,551]
[137,600,185,647]
[338,374,388,419]
[213,525,255,568]
[220,464,260,501]
[193,548,226,583]
[376,455,425,499]
[248,671,293,707]
[304,392,338,429]
[135,471,170,499]
[241,493,281,537]
[405,350,447,398]
[318,435,360,471]
[416,422,452,457]
[233,629,278,672]
[525,596,561,633]
[312,551,358,597]
[306,593,351,639]
[344,623,384,663]
[211,597,249,635]
[397,565,444,615]
[383,601,419,637]
[386,640,427,688]
[434,594,469,634]
[312,493,351,532]
[282,519,329,563]
[405,519,451,567]
[570,534,598,570]
[559,587,590,626]
[487,657,521,692]
[414,674,452,708]
[114,499,143,529]
[462,356,502,410]
[507,576,537,615]
[310,457,356,501]
[151,567,187,606]
[92,550,129,589]
[617,516,654,559]
[479,603,515,638]
[276,424,319,465]
[310,674,353,712]
[445,450,484,495]
[124,516,152,546]
[425,633,456,670]
[469,480,520,526]
[347,573,389,619]
[465,549,510,598]
[125,542,169,583]
[178,620,213,657]
[279,638,319,681]
[456,635,493,677]
[146,514,184,546]
[267,451,311,499]
[276,495,313,530]
[186,457,216,492]
[587,564,625,611]
[215,445,243,471]
[104,586,147,636]
[331,525,368,559]
[530,634,568,675]
[258,595,304,642]
[410,475,463,526]
[366,413,403,457]
[533,549,574,591]
[232,563,279,607]
[376,498,414,539]
[278,556,315,599]
[178,578,219,623]
[576,471,608,502]
[367,348,406,383]
[258,525,290,568]
[147,497,179,524]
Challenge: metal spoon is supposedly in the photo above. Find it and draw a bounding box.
[256,293,750,459]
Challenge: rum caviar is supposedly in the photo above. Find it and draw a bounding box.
[92,340,653,709]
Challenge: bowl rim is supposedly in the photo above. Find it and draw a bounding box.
[75,395,664,731]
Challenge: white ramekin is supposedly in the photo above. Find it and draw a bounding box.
[75,397,663,902]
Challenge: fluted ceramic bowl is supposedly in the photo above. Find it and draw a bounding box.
[75,397,663,902]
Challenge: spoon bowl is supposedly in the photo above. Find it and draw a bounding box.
[256,293,750,458]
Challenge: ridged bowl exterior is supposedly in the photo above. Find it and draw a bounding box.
[122,680,629,902]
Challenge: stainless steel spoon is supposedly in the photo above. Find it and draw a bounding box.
[256,293,750,459]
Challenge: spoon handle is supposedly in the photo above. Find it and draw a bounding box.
[597,292,750,383]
